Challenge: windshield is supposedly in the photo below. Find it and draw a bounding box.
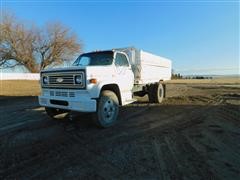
[73,51,113,66]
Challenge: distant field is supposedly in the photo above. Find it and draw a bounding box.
[0,80,40,96]
[167,77,240,84]
[0,78,239,96]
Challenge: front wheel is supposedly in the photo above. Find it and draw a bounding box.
[93,90,119,128]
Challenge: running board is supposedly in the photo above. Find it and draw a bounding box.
[122,98,137,105]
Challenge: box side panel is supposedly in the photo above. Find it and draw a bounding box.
[138,50,172,84]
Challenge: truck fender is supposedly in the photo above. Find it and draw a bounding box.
[99,84,122,105]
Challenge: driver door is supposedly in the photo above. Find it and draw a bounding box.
[114,52,134,101]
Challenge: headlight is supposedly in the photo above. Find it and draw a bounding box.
[75,75,82,84]
[43,76,49,84]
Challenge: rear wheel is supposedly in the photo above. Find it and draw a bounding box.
[94,90,119,128]
[148,83,164,103]
[45,107,68,119]
[134,91,147,97]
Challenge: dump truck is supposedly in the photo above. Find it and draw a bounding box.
[38,47,172,128]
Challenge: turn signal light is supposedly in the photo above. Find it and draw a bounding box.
[89,78,97,84]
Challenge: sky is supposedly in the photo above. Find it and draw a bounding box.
[1,0,239,75]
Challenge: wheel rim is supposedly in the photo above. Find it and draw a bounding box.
[102,98,116,122]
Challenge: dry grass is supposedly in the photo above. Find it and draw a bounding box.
[0,80,40,96]
[167,78,240,84]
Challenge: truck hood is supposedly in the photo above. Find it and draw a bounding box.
[41,66,85,73]
[41,65,115,80]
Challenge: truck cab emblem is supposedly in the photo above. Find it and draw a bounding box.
[56,77,64,83]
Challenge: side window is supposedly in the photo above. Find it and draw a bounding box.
[115,53,129,67]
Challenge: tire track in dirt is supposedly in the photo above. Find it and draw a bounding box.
[8,106,206,179]
[0,106,153,179]
[165,132,220,179]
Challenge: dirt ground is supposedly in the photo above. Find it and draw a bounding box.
[0,81,240,179]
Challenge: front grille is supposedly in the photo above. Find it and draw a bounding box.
[69,92,75,97]
[49,75,74,84]
[55,91,68,97]
[50,91,75,97]
[41,70,85,89]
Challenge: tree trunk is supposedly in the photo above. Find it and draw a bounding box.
[25,61,39,73]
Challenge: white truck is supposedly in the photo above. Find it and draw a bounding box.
[38,47,172,128]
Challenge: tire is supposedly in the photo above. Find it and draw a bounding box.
[45,107,67,119]
[134,91,147,97]
[93,90,119,128]
[148,83,164,103]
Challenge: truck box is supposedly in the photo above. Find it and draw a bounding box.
[115,47,172,84]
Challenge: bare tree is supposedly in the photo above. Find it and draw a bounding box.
[0,12,82,72]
